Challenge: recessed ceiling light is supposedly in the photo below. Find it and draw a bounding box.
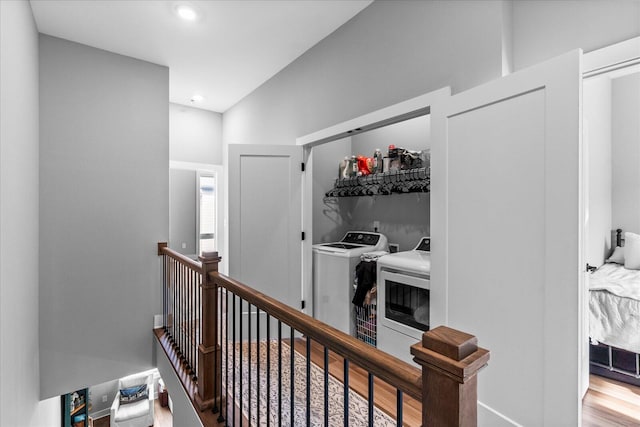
[175,3,199,21]
[190,94,204,103]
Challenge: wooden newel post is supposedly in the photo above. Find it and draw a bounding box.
[410,326,490,427]
[196,251,222,411]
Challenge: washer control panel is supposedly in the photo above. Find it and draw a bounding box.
[342,232,380,246]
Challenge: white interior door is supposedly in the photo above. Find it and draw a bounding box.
[228,144,303,311]
[431,50,582,426]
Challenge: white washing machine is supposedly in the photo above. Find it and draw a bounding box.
[377,237,431,364]
[313,231,388,334]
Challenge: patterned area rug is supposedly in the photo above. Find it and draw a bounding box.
[224,339,396,426]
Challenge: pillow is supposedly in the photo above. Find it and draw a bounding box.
[119,384,148,405]
[624,232,640,270]
[606,245,625,264]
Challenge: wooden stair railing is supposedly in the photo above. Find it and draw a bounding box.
[156,243,490,427]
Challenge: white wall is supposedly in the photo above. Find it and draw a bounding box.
[584,76,612,265]
[0,1,60,425]
[612,71,640,234]
[155,340,203,427]
[512,0,640,70]
[170,103,222,165]
[38,35,169,399]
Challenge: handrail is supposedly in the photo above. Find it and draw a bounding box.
[212,271,423,400]
[158,243,203,274]
[157,242,490,426]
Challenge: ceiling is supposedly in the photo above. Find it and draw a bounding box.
[29,0,372,113]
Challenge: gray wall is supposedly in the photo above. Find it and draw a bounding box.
[170,103,222,165]
[312,137,353,244]
[39,35,169,399]
[169,103,222,257]
[351,115,430,155]
[584,75,612,266]
[512,0,640,70]
[0,1,60,425]
[223,0,505,146]
[88,378,119,418]
[224,0,640,150]
[169,168,197,255]
[351,117,430,250]
[348,194,430,251]
[612,71,640,235]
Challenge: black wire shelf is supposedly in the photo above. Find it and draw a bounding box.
[324,167,430,198]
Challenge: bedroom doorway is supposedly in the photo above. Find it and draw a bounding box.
[582,37,640,424]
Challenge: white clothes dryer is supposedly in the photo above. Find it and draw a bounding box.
[377,237,431,364]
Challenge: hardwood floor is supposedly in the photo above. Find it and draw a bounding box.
[583,374,640,426]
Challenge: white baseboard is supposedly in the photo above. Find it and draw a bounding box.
[478,401,523,427]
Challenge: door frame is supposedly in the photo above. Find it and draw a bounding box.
[580,36,640,397]
[296,87,451,316]
[169,160,225,272]
[583,37,640,79]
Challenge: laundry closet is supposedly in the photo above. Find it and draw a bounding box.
[278,90,451,366]
[310,113,432,362]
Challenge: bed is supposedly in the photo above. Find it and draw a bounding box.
[589,229,640,386]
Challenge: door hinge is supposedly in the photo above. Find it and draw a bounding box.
[301,300,306,310]
[301,231,306,241]
[301,162,305,172]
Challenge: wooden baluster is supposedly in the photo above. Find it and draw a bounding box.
[410,326,490,427]
[195,251,222,411]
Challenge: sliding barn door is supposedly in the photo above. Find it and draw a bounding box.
[228,144,303,310]
[431,51,582,426]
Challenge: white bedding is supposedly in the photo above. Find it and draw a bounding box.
[589,262,640,354]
